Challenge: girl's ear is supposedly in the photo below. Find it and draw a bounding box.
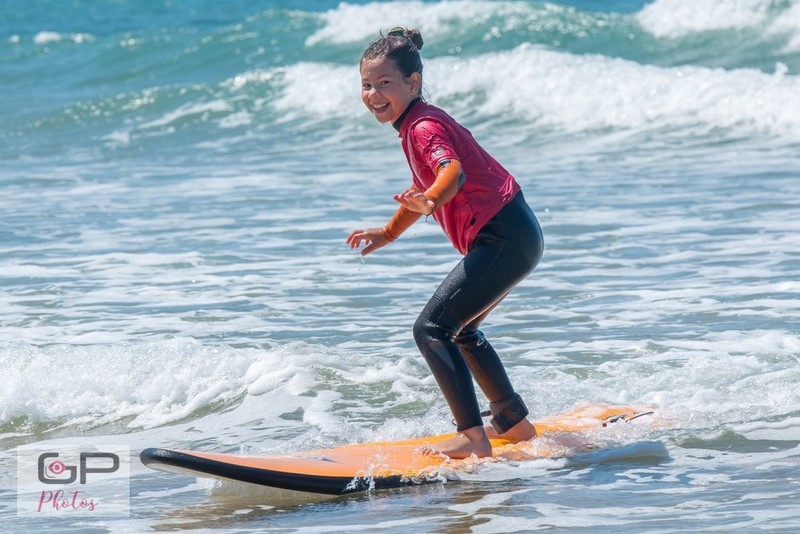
[410,72,422,95]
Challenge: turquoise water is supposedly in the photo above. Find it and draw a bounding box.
[2,0,800,531]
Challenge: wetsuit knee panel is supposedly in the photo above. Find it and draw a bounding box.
[413,308,459,349]
[412,315,436,349]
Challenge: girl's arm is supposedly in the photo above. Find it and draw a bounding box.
[346,160,464,256]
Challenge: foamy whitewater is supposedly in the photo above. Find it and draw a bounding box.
[2,0,799,531]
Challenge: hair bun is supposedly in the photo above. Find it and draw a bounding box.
[387,26,424,51]
[404,29,424,51]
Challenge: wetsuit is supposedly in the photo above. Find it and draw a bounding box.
[391,99,544,433]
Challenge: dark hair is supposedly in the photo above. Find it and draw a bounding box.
[360,27,424,79]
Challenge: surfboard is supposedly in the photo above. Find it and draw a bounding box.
[140,404,654,496]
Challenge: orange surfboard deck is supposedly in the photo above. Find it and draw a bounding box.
[140,404,653,495]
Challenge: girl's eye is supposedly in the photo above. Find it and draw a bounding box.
[362,84,371,90]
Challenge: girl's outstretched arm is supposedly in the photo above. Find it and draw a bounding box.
[347,160,462,256]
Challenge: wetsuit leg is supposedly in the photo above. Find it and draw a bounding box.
[413,192,543,433]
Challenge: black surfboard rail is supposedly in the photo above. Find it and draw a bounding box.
[139,447,409,495]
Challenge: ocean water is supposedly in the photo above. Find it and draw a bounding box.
[2,0,800,531]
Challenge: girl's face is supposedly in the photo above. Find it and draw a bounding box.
[360,57,421,124]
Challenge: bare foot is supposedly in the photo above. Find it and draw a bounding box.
[429,426,492,459]
[484,418,538,442]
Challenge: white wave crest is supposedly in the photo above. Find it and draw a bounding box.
[637,0,800,40]
[272,45,800,140]
[0,339,294,430]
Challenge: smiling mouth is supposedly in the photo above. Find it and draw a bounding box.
[372,102,390,114]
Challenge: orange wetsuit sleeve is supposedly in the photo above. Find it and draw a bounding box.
[382,205,422,241]
[422,159,464,214]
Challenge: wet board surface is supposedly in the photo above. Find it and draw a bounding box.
[140,404,655,496]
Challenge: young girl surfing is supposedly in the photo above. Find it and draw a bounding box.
[346,28,544,459]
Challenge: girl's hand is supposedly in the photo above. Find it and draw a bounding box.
[346,227,391,256]
[393,188,435,215]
